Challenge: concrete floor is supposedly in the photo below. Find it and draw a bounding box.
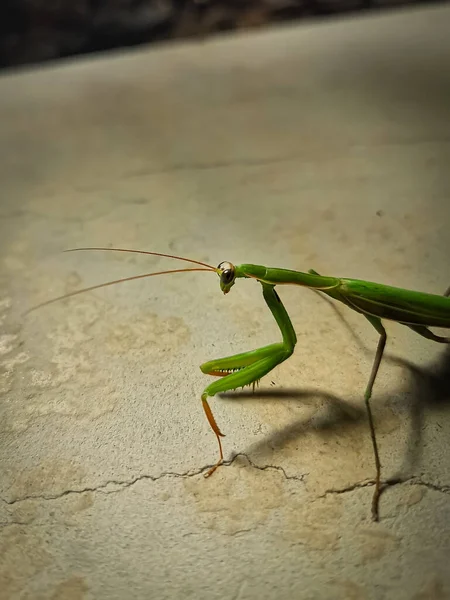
[1,5,450,599]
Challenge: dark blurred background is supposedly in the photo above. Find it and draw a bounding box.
[0,0,447,70]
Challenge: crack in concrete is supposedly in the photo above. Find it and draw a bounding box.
[319,479,375,498]
[320,475,450,498]
[406,479,450,495]
[2,455,448,509]
[234,453,306,482]
[0,464,212,506]
[0,453,304,506]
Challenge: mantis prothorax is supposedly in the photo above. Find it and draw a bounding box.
[28,247,450,521]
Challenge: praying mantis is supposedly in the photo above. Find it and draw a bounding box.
[28,247,450,521]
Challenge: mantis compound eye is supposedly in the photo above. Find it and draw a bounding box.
[217,261,235,286]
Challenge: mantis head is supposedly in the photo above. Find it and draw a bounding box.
[217,261,236,294]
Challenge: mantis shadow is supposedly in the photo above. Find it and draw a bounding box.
[217,340,450,480]
[381,344,450,479]
[314,292,450,477]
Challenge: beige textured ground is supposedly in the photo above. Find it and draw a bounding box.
[1,5,450,599]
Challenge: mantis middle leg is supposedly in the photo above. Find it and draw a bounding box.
[200,283,297,477]
[309,268,386,520]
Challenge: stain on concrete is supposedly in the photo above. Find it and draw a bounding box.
[281,496,343,552]
[50,576,89,600]
[0,333,18,356]
[184,457,285,535]
[5,460,85,503]
[392,484,428,512]
[104,313,190,352]
[64,271,83,292]
[354,526,400,564]
[330,579,369,600]
[402,486,427,507]
[0,296,29,398]
[2,499,38,528]
[0,525,51,598]
[67,492,94,515]
[3,287,190,434]
[413,577,447,600]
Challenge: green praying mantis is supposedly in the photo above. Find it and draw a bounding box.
[28,247,450,521]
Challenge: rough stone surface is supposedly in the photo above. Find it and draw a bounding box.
[1,5,450,599]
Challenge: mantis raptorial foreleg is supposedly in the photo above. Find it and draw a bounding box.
[200,283,297,477]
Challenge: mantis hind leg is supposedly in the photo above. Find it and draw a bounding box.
[406,325,450,344]
[200,283,297,477]
[405,282,450,343]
